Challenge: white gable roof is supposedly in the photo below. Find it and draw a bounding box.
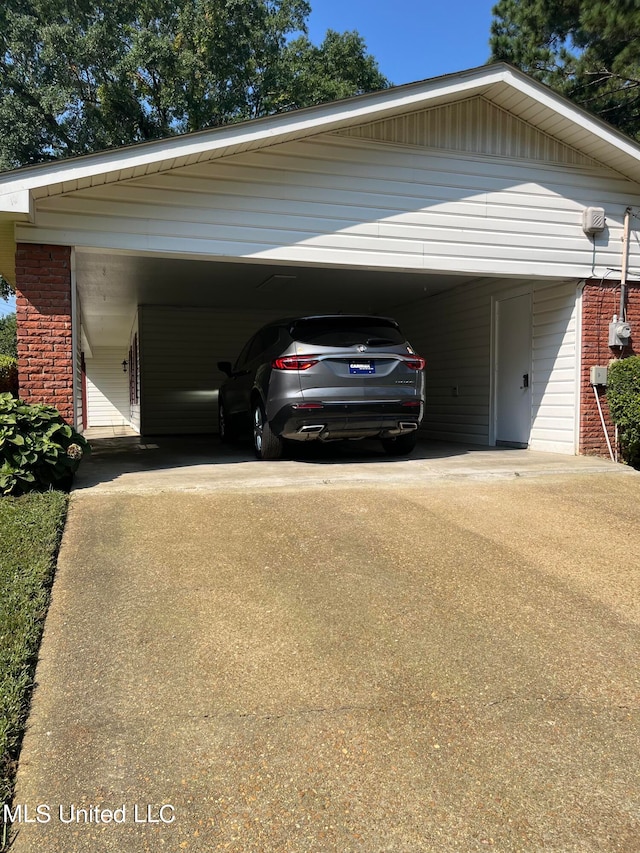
[2,61,640,216]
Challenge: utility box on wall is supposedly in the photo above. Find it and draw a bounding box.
[590,365,608,386]
[582,207,606,235]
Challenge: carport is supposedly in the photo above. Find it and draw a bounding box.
[77,254,473,435]
[76,253,560,450]
[3,62,640,457]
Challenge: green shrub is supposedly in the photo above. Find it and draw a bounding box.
[0,356,17,396]
[0,393,89,495]
[607,356,640,467]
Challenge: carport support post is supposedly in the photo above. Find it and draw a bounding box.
[15,243,74,423]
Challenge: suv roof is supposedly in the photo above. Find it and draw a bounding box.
[268,314,402,330]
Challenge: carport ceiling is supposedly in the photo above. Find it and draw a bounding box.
[76,251,480,347]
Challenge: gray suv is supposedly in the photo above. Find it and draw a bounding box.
[217,315,425,459]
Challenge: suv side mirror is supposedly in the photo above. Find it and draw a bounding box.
[217,361,233,377]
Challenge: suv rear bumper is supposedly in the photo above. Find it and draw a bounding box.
[270,401,424,442]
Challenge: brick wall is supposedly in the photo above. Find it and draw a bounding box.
[15,243,74,423]
[580,281,640,456]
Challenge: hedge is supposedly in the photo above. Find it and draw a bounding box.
[607,356,640,468]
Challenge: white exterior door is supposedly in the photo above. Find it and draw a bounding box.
[495,292,532,447]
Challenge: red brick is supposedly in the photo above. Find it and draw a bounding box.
[16,243,74,422]
[39,276,68,286]
[580,281,640,457]
[27,357,55,367]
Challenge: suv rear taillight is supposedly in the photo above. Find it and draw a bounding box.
[402,356,426,370]
[272,356,319,370]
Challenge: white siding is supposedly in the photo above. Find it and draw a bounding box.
[396,280,495,445]
[139,306,285,435]
[396,278,578,452]
[19,135,640,282]
[86,348,131,427]
[530,282,578,454]
[338,97,601,167]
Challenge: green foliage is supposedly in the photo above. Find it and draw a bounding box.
[0,357,18,397]
[274,29,391,112]
[490,0,640,140]
[607,356,640,467]
[0,314,17,360]
[0,278,13,301]
[0,491,68,838]
[0,393,89,495]
[0,1,388,169]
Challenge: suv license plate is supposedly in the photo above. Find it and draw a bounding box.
[349,362,375,374]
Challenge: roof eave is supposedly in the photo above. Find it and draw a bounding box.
[0,190,32,217]
[496,68,640,172]
[2,61,640,211]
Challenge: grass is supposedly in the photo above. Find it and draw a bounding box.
[0,491,68,848]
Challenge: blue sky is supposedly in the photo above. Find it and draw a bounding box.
[1,289,15,317]
[0,0,497,319]
[307,0,496,85]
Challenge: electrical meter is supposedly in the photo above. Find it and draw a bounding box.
[609,320,632,347]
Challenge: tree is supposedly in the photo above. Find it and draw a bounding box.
[490,0,640,141]
[278,30,390,111]
[0,1,388,170]
[0,313,17,359]
[0,276,13,301]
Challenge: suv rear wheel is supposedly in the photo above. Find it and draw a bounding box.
[252,401,283,460]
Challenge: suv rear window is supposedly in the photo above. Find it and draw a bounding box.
[290,317,405,347]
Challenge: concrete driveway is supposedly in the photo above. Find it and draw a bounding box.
[9,439,640,852]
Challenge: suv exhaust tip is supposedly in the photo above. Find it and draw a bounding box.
[382,422,419,438]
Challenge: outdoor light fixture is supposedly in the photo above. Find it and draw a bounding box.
[122,360,128,372]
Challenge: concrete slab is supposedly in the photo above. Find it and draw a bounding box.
[82,426,139,439]
[73,436,633,495]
